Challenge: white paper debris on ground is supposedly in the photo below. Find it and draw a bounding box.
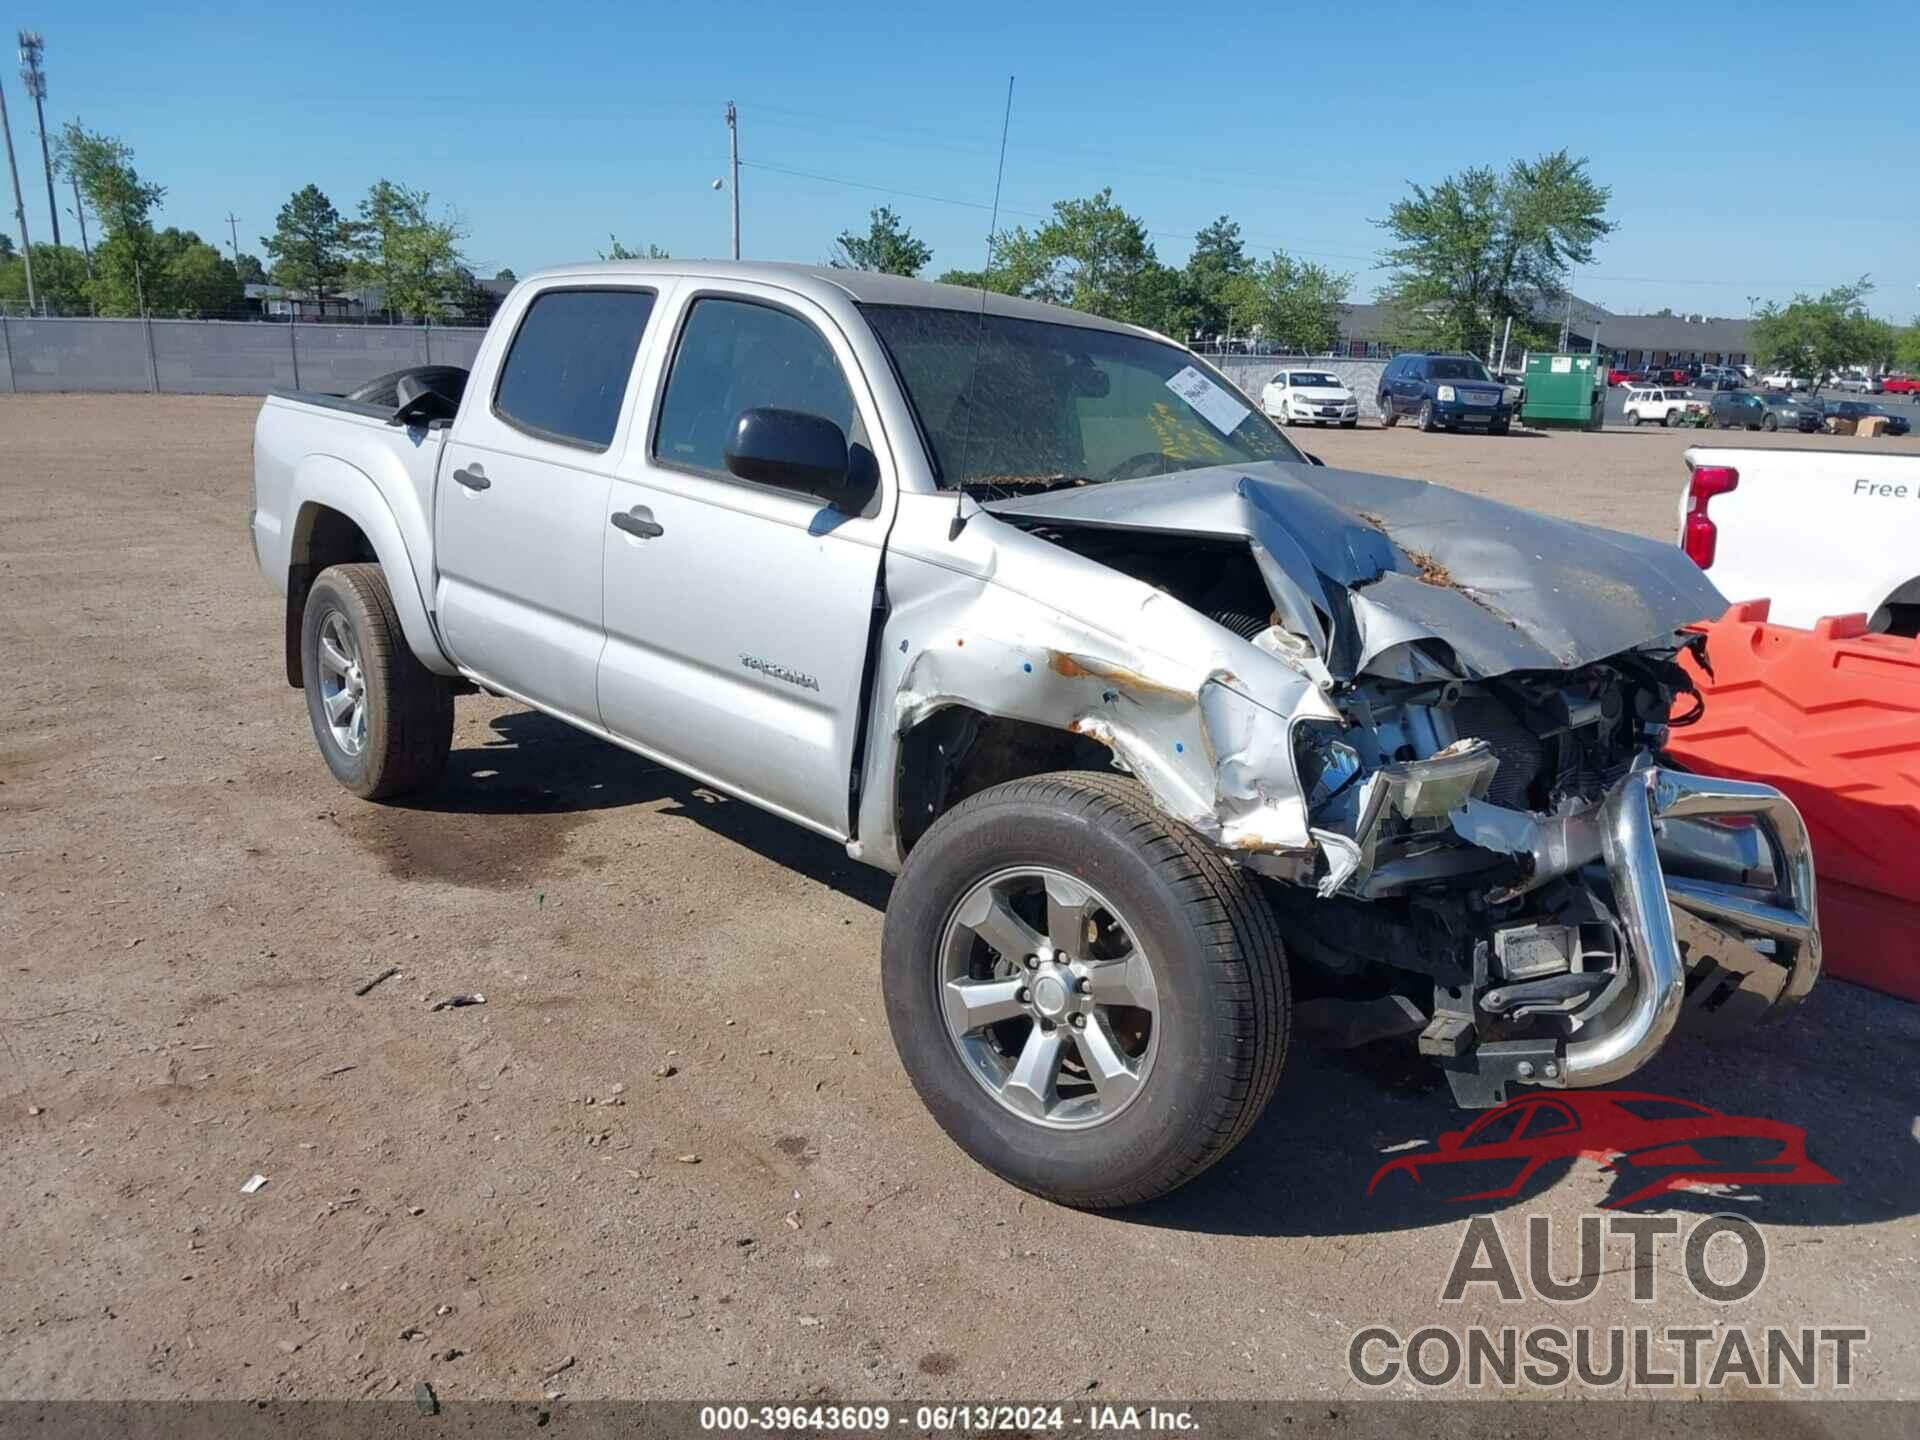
[241,1174,269,1194]
[1165,365,1251,435]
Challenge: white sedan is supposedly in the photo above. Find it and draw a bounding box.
[1261,369,1359,428]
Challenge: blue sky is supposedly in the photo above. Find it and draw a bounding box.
[17,0,1919,319]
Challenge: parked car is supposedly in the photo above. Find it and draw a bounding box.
[1696,367,1743,391]
[1623,386,1707,427]
[1261,368,1359,428]
[1761,371,1811,391]
[247,260,1820,1207]
[1644,363,1692,387]
[1607,367,1644,387]
[1882,374,1919,395]
[1377,353,1514,433]
[1821,400,1911,436]
[1831,374,1885,395]
[1679,443,1920,632]
[1710,391,1823,432]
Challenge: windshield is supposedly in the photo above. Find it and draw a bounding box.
[1427,357,1493,381]
[860,304,1303,493]
[1287,372,1340,388]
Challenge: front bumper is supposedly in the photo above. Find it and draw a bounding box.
[1434,400,1512,425]
[1290,401,1358,422]
[1563,764,1820,1086]
[1439,759,1820,1102]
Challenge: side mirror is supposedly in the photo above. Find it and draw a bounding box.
[724,407,873,513]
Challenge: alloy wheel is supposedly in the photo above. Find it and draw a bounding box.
[938,866,1160,1130]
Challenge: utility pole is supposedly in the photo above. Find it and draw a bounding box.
[725,101,739,261]
[17,32,57,249]
[0,75,35,312]
[225,212,241,264]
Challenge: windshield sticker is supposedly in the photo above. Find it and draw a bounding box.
[1166,365,1251,435]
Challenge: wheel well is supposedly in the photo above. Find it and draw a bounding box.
[284,504,378,687]
[895,707,1114,854]
[1872,578,1920,638]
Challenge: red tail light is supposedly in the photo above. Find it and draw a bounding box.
[1682,464,1739,569]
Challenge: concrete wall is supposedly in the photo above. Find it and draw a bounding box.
[0,316,488,397]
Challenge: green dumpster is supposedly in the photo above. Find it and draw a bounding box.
[1520,352,1604,430]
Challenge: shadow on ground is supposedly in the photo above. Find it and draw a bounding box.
[1123,975,1919,1237]
[391,708,891,910]
[395,710,1918,1239]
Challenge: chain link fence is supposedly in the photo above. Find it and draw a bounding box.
[0,316,489,397]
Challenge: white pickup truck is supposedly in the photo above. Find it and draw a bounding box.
[249,261,1821,1208]
[1681,444,1920,634]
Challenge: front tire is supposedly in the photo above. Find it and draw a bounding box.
[1378,397,1398,427]
[301,563,454,800]
[1763,414,1779,432]
[882,772,1290,1209]
[1418,400,1438,432]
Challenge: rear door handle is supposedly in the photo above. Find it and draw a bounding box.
[611,508,664,540]
[452,464,490,491]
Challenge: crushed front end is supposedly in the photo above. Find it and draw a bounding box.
[983,462,1823,1108]
[1271,652,1820,1107]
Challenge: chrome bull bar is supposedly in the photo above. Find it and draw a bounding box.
[1555,762,1821,1088]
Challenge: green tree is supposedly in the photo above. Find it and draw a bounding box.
[0,242,91,312]
[1750,279,1892,393]
[1897,317,1920,373]
[494,267,516,283]
[263,184,351,302]
[159,230,243,315]
[1376,151,1614,357]
[1180,214,1252,341]
[233,252,268,285]
[601,236,668,260]
[990,189,1178,330]
[0,233,14,260]
[347,181,468,320]
[829,205,932,277]
[60,122,167,314]
[1220,250,1352,353]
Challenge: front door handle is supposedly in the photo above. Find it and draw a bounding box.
[452,464,490,491]
[611,508,664,540]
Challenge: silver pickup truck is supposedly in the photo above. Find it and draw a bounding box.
[250,262,1820,1208]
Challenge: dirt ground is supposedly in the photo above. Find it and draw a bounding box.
[1,395,1915,1406]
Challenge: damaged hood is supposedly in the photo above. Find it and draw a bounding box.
[983,462,1727,681]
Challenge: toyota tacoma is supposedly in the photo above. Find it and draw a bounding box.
[248,262,1821,1208]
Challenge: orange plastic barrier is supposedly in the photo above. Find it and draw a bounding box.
[1666,601,1920,1002]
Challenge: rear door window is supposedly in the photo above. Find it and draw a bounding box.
[493,288,657,450]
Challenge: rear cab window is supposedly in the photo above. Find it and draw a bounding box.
[493,288,658,450]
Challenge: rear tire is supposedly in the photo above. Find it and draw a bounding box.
[882,772,1290,1209]
[301,563,454,800]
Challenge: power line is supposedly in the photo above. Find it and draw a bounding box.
[739,156,1382,268]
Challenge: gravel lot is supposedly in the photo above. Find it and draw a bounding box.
[2,395,1915,1406]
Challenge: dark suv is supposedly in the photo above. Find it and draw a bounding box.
[1378,353,1514,433]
